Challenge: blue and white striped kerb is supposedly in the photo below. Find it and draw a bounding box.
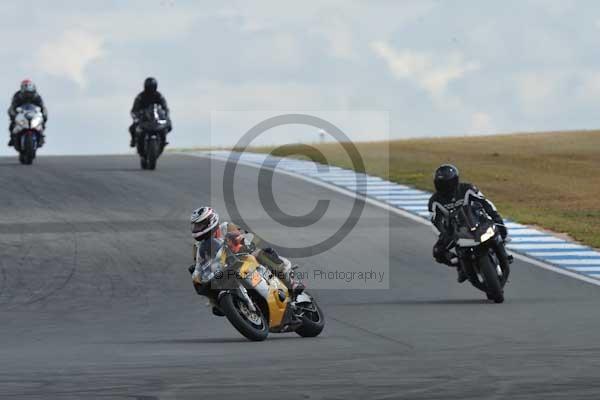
[204,151,600,282]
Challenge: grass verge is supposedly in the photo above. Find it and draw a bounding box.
[251,131,600,248]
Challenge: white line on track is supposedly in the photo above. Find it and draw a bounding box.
[181,151,600,288]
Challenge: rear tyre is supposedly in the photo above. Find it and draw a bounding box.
[295,300,325,337]
[140,158,147,170]
[220,293,269,341]
[479,255,504,303]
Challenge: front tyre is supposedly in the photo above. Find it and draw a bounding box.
[478,255,504,303]
[21,135,35,165]
[219,293,269,341]
[295,300,325,337]
[146,138,159,170]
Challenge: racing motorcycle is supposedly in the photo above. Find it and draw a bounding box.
[135,104,168,170]
[189,238,325,341]
[12,104,44,165]
[446,202,511,303]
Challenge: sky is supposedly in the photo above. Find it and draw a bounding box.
[1,0,599,155]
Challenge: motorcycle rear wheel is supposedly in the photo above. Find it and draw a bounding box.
[295,300,325,337]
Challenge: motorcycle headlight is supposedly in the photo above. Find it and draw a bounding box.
[17,118,28,127]
[480,227,495,242]
[31,117,42,128]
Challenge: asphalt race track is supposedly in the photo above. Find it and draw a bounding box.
[1,154,600,399]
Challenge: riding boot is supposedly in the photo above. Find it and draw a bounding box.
[129,124,137,147]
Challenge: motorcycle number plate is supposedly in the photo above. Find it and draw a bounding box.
[250,271,262,287]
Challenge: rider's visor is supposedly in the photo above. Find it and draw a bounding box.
[191,220,211,234]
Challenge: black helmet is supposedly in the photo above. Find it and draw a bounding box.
[433,164,459,196]
[144,77,158,93]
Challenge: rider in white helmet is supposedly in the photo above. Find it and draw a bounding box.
[188,206,304,314]
[7,79,48,146]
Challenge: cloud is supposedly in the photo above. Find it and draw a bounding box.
[470,112,494,134]
[36,30,105,87]
[515,72,561,116]
[370,41,480,98]
[574,71,600,101]
[311,19,355,60]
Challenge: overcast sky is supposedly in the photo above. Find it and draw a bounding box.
[1,0,599,155]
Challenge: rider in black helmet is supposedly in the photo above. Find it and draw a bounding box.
[129,77,172,147]
[428,164,508,283]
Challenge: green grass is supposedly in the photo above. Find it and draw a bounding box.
[251,130,600,248]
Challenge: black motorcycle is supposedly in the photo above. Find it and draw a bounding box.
[135,104,169,170]
[446,202,511,303]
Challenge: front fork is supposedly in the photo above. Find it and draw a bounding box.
[218,285,257,313]
[491,236,511,284]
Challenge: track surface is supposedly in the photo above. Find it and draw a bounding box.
[1,154,600,399]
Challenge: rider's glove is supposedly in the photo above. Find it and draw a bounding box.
[497,225,508,240]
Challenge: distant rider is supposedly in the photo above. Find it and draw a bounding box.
[7,79,48,147]
[428,164,509,282]
[129,77,172,147]
[188,207,304,314]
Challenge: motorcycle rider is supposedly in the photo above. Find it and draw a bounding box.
[428,164,509,283]
[7,79,48,147]
[129,77,172,147]
[188,207,304,314]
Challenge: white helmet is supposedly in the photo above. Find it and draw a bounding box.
[190,207,220,241]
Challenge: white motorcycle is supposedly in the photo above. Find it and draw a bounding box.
[12,104,44,165]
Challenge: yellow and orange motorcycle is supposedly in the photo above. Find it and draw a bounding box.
[190,241,324,341]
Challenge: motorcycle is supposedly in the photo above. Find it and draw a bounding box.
[135,104,168,170]
[446,202,511,303]
[189,238,325,341]
[12,104,44,165]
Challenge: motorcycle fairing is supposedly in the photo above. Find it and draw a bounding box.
[238,255,290,329]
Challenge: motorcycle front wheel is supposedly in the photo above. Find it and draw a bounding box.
[478,254,504,303]
[219,293,269,341]
[146,139,159,170]
[20,135,35,165]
